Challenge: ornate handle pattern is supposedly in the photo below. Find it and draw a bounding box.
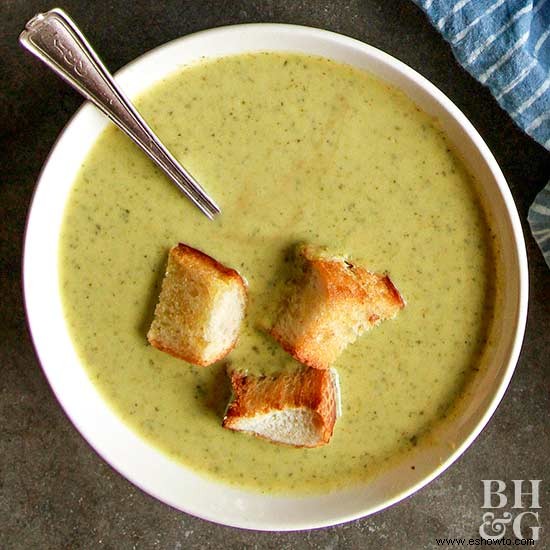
[20,9,220,219]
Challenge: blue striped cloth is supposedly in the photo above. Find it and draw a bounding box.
[413,0,550,267]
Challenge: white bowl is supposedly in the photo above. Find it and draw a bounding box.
[23,24,528,531]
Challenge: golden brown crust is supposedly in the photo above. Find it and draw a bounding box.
[269,327,327,370]
[223,368,337,447]
[147,243,247,366]
[147,337,237,367]
[270,247,405,369]
[381,274,406,308]
[170,243,246,287]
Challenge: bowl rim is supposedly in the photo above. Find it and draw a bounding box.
[23,22,529,531]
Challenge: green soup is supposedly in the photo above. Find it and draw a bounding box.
[59,53,497,494]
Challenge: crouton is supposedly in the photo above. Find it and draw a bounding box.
[223,367,340,447]
[270,245,405,369]
[147,243,247,366]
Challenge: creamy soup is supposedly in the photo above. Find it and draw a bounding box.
[59,53,498,494]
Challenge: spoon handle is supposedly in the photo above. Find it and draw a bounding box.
[20,8,220,219]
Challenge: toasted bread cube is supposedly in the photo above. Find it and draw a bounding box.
[147,243,247,366]
[270,246,405,370]
[223,367,340,447]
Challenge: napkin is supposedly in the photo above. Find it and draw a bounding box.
[413,0,550,267]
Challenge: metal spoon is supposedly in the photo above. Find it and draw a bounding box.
[20,8,220,219]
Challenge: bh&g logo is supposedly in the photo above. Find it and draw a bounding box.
[480,480,541,541]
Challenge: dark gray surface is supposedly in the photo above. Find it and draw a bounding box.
[1,1,548,548]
